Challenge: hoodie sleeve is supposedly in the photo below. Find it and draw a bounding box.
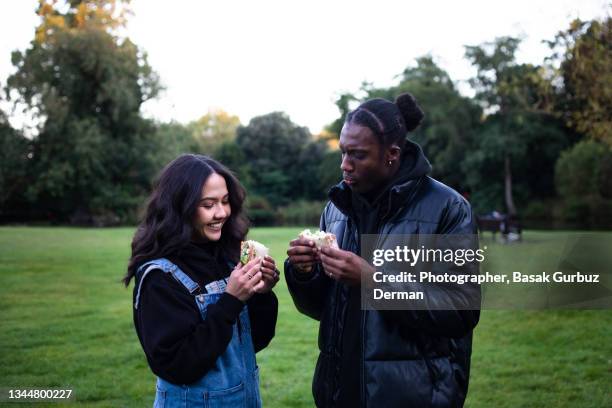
[247,291,278,352]
[134,269,244,384]
[284,205,334,321]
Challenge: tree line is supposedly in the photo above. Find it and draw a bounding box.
[1,1,610,226]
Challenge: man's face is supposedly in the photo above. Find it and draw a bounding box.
[339,123,391,194]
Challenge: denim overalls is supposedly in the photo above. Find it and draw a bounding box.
[135,258,262,408]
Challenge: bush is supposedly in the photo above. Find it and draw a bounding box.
[560,196,592,221]
[276,200,326,226]
[522,200,554,220]
[316,150,342,195]
[555,140,611,198]
[244,195,277,227]
[555,140,612,222]
[598,151,612,198]
[554,195,612,223]
[590,196,612,222]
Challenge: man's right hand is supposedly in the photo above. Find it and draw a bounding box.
[287,238,319,273]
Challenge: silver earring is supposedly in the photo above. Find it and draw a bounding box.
[388,160,393,166]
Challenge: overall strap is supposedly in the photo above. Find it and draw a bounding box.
[134,258,201,309]
[199,260,236,294]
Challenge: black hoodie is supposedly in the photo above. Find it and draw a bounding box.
[133,241,278,384]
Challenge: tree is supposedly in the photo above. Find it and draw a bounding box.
[555,140,612,221]
[327,56,482,193]
[213,140,253,190]
[547,17,612,145]
[153,121,200,164]
[316,149,342,194]
[326,92,359,137]
[34,0,132,43]
[0,109,30,218]
[6,0,162,223]
[465,37,561,216]
[394,57,482,192]
[556,140,612,198]
[462,112,573,214]
[236,112,326,206]
[188,109,241,155]
[296,139,330,200]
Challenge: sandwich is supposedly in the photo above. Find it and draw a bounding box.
[294,229,338,273]
[299,229,339,249]
[240,240,269,265]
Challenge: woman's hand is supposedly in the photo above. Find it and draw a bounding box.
[255,255,280,294]
[226,257,263,302]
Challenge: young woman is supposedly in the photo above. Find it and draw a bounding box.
[124,154,279,407]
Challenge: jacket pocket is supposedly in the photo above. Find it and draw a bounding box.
[204,382,246,408]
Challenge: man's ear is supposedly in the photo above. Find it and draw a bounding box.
[386,144,401,162]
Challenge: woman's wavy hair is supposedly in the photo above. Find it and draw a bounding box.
[123,154,249,286]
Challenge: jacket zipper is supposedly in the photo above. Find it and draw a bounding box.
[359,177,426,406]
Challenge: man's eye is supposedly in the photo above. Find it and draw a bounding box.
[353,152,366,160]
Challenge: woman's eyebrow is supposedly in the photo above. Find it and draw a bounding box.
[199,194,229,202]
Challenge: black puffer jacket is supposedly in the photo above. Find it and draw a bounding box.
[285,141,480,407]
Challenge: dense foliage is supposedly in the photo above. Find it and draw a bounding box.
[1,2,610,226]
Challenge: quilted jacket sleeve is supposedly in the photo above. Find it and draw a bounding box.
[284,204,334,321]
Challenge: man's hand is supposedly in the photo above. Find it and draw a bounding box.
[255,255,280,293]
[319,246,373,286]
[287,238,320,273]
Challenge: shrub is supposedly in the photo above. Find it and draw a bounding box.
[276,200,327,226]
[245,195,277,226]
[522,200,554,220]
[555,140,610,198]
[561,196,592,221]
[555,140,612,222]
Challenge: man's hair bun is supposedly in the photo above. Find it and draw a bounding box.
[395,93,424,132]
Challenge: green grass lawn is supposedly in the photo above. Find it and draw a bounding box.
[0,227,610,407]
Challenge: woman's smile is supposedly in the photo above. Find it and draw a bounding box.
[206,220,225,231]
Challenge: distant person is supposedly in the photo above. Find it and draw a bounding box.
[285,94,480,407]
[124,154,278,407]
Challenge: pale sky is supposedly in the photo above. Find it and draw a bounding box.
[1,0,609,134]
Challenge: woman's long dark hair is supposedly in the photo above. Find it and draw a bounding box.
[123,154,249,286]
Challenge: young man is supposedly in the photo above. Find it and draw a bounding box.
[285,94,480,407]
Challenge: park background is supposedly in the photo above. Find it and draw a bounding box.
[0,0,610,406]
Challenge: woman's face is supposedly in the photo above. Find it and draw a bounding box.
[193,172,231,241]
